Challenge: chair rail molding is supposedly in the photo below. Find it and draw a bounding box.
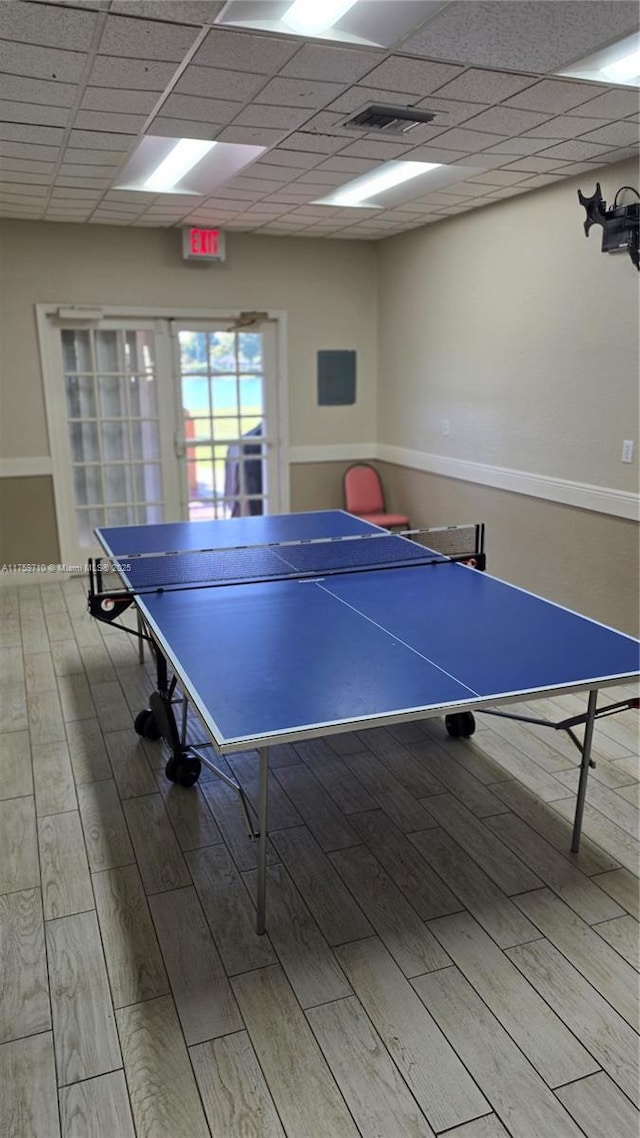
[288,444,639,522]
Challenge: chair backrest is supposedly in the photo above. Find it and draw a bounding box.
[344,463,385,515]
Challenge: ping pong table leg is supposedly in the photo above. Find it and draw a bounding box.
[571,689,598,853]
[256,747,269,935]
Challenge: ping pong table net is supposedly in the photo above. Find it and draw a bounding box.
[89,524,486,601]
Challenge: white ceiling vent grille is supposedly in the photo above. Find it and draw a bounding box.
[340,104,438,135]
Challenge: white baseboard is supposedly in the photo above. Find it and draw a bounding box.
[288,443,639,522]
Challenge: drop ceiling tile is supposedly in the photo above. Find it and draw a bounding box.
[279,44,382,84]
[400,1,639,73]
[69,129,137,149]
[246,162,306,181]
[224,175,280,192]
[316,156,378,174]
[503,156,572,173]
[0,41,87,83]
[175,65,266,102]
[0,0,97,50]
[98,15,200,62]
[0,141,59,161]
[50,187,102,199]
[262,144,329,163]
[226,105,312,131]
[429,127,509,151]
[159,93,243,125]
[542,160,603,176]
[215,124,289,147]
[90,214,135,224]
[294,169,350,186]
[0,122,65,145]
[466,168,529,186]
[292,111,354,137]
[328,86,423,114]
[433,69,538,104]
[0,157,56,174]
[0,167,51,185]
[407,145,469,163]
[105,190,155,202]
[360,57,463,96]
[88,56,177,90]
[0,180,47,196]
[74,110,147,133]
[569,89,640,119]
[503,79,604,114]
[461,106,553,135]
[55,174,111,188]
[64,147,128,164]
[110,2,225,22]
[254,78,346,110]
[524,115,613,139]
[483,136,560,155]
[193,28,299,73]
[81,87,158,115]
[60,163,118,178]
[91,201,142,213]
[415,96,490,126]
[579,122,640,148]
[448,180,496,197]
[334,139,415,160]
[1,74,77,108]
[0,99,69,128]
[140,116,219,139]
[537,139,614,161]
[594,145,638,163]
[507,173,568,189]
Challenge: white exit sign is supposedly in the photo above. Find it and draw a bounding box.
[182,227,226,262]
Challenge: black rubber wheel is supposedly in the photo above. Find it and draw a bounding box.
[165,754,201,787]
[134,708,161,741]
[445,712,476,739]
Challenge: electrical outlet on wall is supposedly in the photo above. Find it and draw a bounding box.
[441,419,450,436]
[621,440,634,463]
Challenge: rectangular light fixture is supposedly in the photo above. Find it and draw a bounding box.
[557,33,640,88]
[282,0,357,35]
[315,161,441,208]
[144,139,216,193]
[115,136,266,196]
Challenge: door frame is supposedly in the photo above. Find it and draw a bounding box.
[36,304,290,564]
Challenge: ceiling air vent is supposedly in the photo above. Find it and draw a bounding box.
[340,104,437,135]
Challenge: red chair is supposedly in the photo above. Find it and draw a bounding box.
[343,463,409,529]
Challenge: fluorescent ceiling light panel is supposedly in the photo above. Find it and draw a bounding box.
[557,32,640,88]
[215,0,445,48]
[115,136,266,195]
[144,140,216,193]
[282,0,357,35]
[313,160,488,209]
[332,161,440,206]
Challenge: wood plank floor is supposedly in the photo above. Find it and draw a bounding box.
[0,578,638,1138]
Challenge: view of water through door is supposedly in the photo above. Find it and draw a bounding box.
[175,321,278,520]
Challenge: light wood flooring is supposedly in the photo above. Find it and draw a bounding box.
[0,577,638,1138]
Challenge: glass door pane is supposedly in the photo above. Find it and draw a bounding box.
[60,326,165,548]
[177,324,276,521]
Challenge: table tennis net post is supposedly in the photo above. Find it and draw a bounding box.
[90,522,485,598]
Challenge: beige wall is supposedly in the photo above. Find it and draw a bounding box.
[0,220,378,459]
[377,158,639,492]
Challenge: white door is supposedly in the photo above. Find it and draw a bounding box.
[171,319,282,520]
[42,317,179,564]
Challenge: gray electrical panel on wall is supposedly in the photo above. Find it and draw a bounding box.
[317,350,356,405]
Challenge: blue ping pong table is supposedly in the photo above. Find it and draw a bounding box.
[90,509,640,934]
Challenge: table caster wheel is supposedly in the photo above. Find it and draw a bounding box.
[165,754,201,787]
[134,708,161,741]
[445,712,476,738]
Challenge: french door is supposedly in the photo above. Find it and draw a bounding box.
[171,319,280,521]
[39,308,285,564]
